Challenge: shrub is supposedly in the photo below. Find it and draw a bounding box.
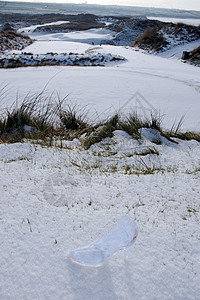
[169,131,200,142]
[173,23,200,36]
[58,103,88,131]
[133,26,168,52]
[119,113,144,139]
[0,30,32,52]
[189,46,200,57]
[119,111,162,139]
[181,46,200,66]
[83,114,119,149]
[0,93,57,141]
[0,92,199,145]
[83,111,163,148]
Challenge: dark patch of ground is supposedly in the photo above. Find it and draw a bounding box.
[183,46,200,67]
[0,30,32,52]
[0,13,104,30]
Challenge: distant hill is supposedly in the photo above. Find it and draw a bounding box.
[0,1,200,19]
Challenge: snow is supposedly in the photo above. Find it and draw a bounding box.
[158,26,200,53]
[26,27,114,45]
[1,40,200,131]
[18,21,71,35]
[0,20,200,300]
[0,52,125,68]
[0,135,200,299]
[141,128,172,145]
[158,39,200,59]
[15,40,90,54]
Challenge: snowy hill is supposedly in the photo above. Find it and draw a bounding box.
[0,30,32,53]
[0,11,200,300]
[104,18,164,46]
[133,22,200,53]
[0,129,200,299]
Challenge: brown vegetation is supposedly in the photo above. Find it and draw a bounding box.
[133,26,168,52]
[186,45,200,66]
[0,30,32,52]
[133,22,200,53]
[0,95,199,145]
[182,46,200,66]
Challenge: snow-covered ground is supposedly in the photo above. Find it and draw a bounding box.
[0,131,200,299]
[157,39,200,59]
[19,21,71,35]
[20,26,114,45]
[1,35,200,131]
[0,20,200,300]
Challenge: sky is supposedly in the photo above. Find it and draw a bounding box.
[6,0,200,11]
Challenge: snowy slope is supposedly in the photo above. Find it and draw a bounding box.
[1,40,200,132]
[0,31,32,52]
[22,26,114,45]
[0,21,200,300]
[0,134,200,299]
[18,21,71,35]
[158,39,200,59]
